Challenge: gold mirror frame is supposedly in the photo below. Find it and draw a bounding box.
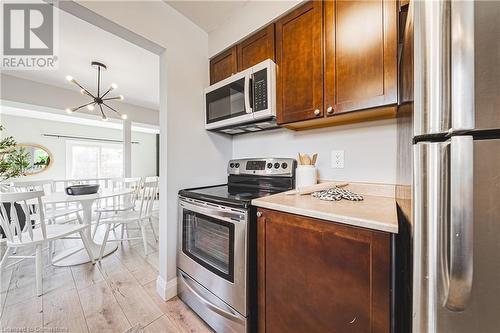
[16,143,53,176]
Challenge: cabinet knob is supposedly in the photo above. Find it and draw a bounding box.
[314,109,321,116]
[327,106,334,114]
[256,211,262,217]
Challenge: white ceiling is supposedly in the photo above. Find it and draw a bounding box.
[4,6,159,110]
[166,0,249,33]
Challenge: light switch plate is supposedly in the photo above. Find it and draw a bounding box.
[331,150,345,169]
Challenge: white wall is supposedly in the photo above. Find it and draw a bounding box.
[208,1,302,57]
[233,119,397,184]
[77,0,233,298]
[0,114,157,180]
[210,0,397,185]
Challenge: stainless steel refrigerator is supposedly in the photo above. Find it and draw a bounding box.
[411,0,500,332]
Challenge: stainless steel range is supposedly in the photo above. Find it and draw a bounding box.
[177,158,296,333]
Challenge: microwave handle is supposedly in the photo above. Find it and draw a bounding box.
[244,73,253,114]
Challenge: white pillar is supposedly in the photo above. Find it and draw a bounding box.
[123,119,132,177]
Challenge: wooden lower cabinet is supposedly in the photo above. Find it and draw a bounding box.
[257,208,391,333]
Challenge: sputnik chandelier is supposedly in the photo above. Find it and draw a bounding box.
[65,61,126,121]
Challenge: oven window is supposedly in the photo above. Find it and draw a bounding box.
[206,77,247,124]
[182,210,234,282]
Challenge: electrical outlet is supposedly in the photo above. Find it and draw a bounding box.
[331,150,345,169]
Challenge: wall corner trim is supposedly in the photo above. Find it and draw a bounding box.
[156,275,178,301]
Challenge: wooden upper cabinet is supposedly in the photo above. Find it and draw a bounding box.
[209,46,238,85]
[237,24,275,71]
[258,208,391,333]
[324,0,398,116]
[275,1,324,124]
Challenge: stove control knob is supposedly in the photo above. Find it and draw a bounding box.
[274,162,280,169]
[267,162,273,169]
[235,163,240,168]
[281,162,288,169]
[230,163,235,168]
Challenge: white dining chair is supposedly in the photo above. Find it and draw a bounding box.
[10,180,82,224]
[92,177,142,239]
[0,191,94,296]
[97,179,159,258]
[144,176,159,219]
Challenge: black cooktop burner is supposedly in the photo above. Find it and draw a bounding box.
[179,184,277,209]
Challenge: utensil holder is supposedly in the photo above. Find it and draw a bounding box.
[296,165,317,189]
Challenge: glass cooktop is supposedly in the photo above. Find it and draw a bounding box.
[179,184,276,209]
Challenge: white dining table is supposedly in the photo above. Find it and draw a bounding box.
[43,188,134,266]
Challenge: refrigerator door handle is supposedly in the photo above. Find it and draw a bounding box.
[444,135,474,311]
[451,0,475,131]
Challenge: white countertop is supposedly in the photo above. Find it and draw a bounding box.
[252,189,398,234]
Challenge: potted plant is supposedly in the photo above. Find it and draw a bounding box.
[0,124,31,239]
[0,125,30,183]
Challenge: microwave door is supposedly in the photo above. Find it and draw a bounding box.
[205,71,254,130]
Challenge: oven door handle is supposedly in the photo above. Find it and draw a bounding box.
[180,200,245,223]
[178,271,245,324]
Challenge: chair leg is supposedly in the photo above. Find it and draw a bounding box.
[76,212,83,225]
[80,231,95,265]
[0,247,11,270]
[140,223,148,256]
[92,212,102,239]
[148,217,158,242]
[35,244,43,297]
[99,224,111,262]
[120,223,125,243]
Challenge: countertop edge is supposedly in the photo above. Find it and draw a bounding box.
[252,199,398,234]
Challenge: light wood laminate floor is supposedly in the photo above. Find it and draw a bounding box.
[0,222,213,333]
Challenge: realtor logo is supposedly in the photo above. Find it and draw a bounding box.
[2,1,58,69]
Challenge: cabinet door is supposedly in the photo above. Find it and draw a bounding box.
[324,0,397,115]
[258,209,390,333]
[209,46,238,85]
[275,1,323,124]
[237,24,275,71]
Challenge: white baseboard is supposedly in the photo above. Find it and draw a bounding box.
[156,275,178,301]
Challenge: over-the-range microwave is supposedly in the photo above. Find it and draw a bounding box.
[204,59,277,135]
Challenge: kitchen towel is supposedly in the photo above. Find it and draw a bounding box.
[312,187,364,202]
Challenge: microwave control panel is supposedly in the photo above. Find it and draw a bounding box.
[253,69,268,111]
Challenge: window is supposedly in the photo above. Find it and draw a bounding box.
[66,141,123,179]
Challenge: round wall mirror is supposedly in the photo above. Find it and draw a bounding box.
[16,144,52,176]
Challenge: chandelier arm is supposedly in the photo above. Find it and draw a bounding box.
[72,101,96,112]
[71,79,94,98]
[101,88,112,99]
[99,104,106,119]
[102,96,121,101]
[103,103,120,113]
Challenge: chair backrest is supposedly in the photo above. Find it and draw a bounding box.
[10,180,54,194]
[137,179,158,218]
[145,176,159,183]
[0,191,46,244]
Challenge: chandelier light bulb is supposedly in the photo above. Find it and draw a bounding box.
[118,95,124,101]
[110,83,118,90]
[65,75,73,82]
[102,116,108,122]
[65,108,73,114]
[87,104,95,111]
[121,114,128,120]
[80,89,86,95]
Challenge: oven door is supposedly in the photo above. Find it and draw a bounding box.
[177,197,248,315]
[205,70,253,130]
